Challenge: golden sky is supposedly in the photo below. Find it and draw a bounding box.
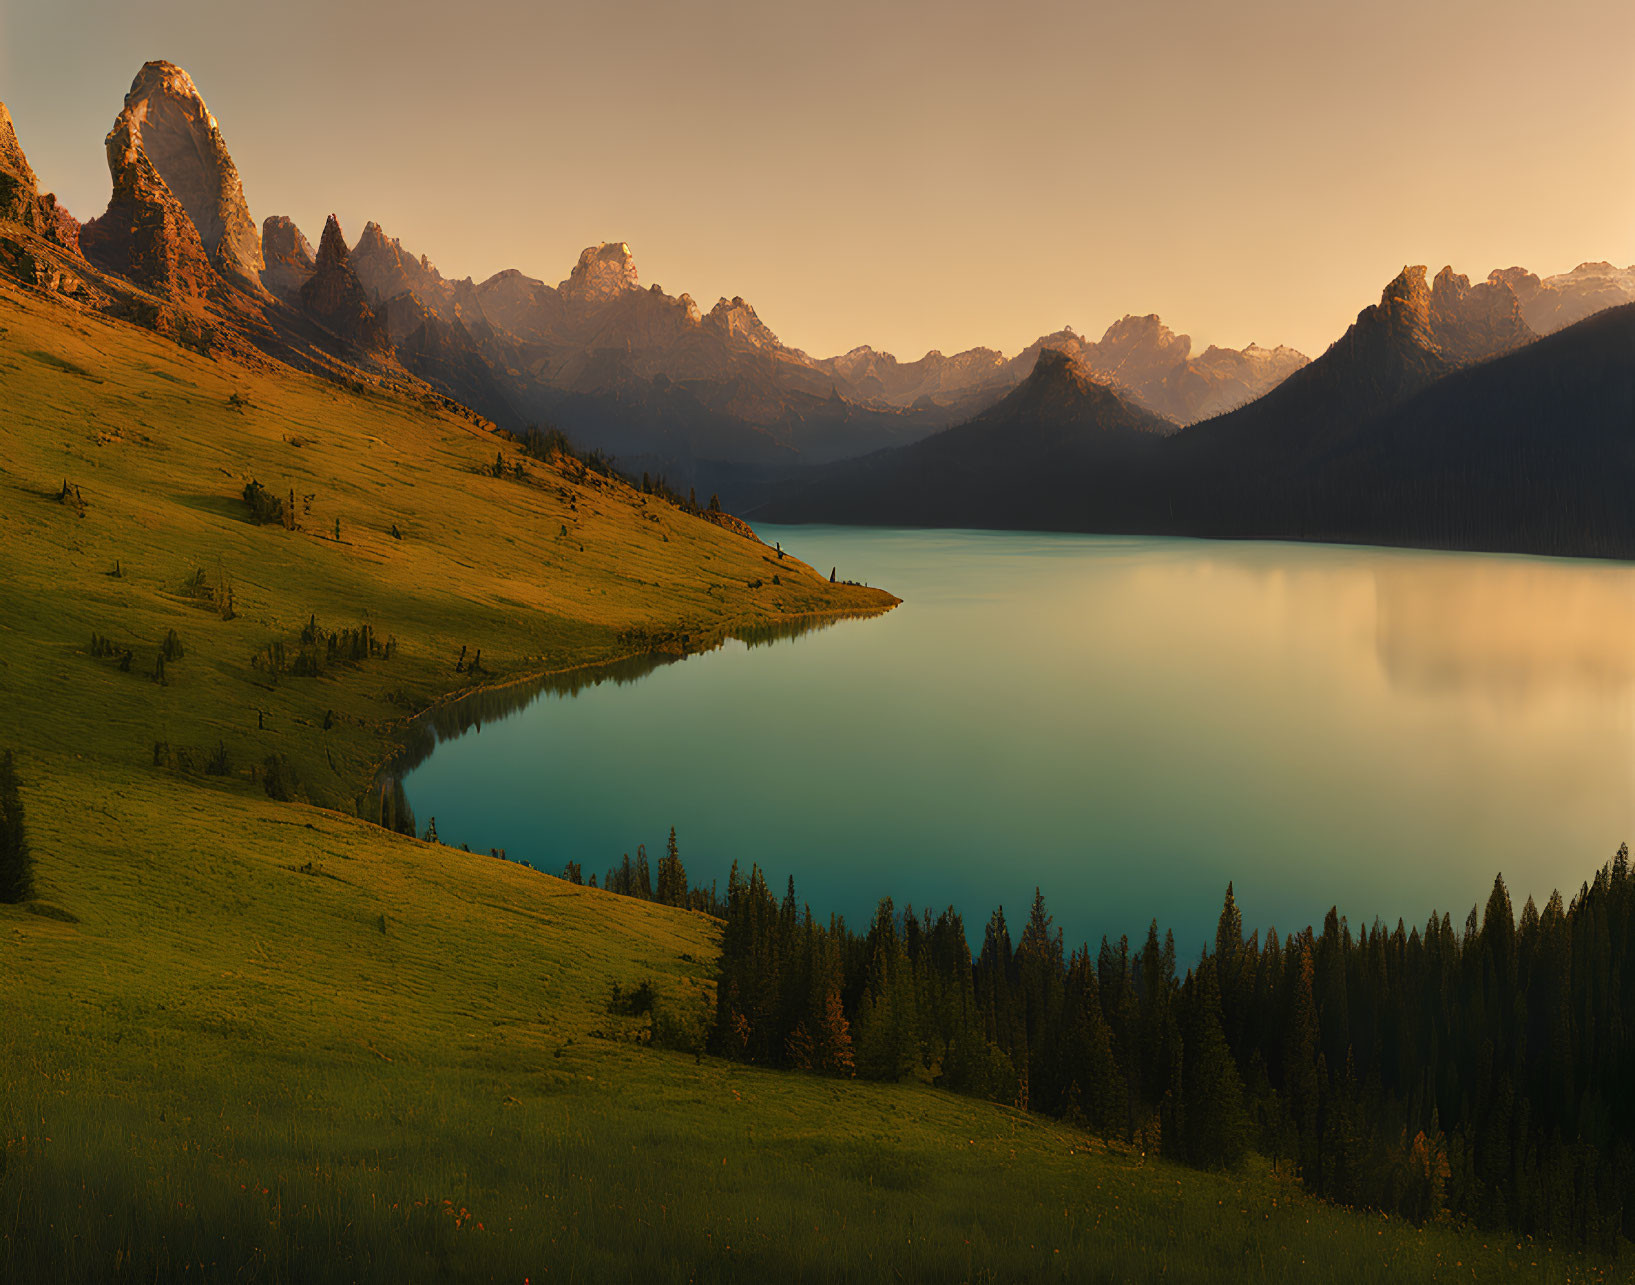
[6,0,1633,360]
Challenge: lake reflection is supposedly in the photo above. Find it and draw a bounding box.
[403,529,1634,954]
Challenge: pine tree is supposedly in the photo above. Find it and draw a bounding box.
[1180,957,1252,1169]
[0,750,33,903]
[1285,936,1321,1181]
[656,826,687,905]
[853,900,922,1081]
[813,982,856,1076]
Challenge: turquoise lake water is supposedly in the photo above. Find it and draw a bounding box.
[402,527,1635,954]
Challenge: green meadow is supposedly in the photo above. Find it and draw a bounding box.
[0,278,1610,1280]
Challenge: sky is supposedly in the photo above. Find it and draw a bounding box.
[4,0,1634,361]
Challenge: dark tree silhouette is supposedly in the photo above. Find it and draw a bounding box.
[0,750,34,903]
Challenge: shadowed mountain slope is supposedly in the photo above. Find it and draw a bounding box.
[763,270,1632,559]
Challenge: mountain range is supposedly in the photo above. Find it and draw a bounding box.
[2,59,1632,556]
[0,61,1315,493]
[761,264,1635,558]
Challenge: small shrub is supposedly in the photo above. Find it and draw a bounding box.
[262,753,297,802]
[161,629,184,661]
[608,980,656,1017]
[652,988,713,1056]
[205,741,231,776]
[242,480,288,526]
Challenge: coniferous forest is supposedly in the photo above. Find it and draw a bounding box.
[599,839,1635,1251]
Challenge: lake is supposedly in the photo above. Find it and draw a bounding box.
[402,527,1635,955]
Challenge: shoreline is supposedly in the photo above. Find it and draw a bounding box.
[353,597,902,824]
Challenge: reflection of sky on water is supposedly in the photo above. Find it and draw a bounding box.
[406,529,1635,955]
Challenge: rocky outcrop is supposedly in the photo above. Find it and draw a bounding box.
[0,103,42,229]
[97,62,262,286]
[42,198,81,254]
[1428,266,1533,365]
[560,241,640,306]
[0,103,82,254]
[299,215,389,354]
[259,215,315,302]
[703,296,784,350]
[1086,315,1194,390]
[79,96,218,300]
[351,221,455,315]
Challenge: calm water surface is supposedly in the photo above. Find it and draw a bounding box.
[404,528,1635,952]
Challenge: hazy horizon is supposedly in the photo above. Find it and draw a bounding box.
[4,0,1633,362]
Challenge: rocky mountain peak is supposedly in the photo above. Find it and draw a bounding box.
[704,295,782,349]
[1428,265,1532,364]
[80,75,217,300]
[0,103,39,197]
[1092,314,1193,385]
[300,214,390,355]
[560,241,640,305]
[1376,265,1434,335]
[0,102,82,258]
[349,219,451,314]
[314,215,349,272]
[259,215,315,302]
[108,60,263,286]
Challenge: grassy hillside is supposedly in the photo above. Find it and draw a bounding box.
[0,279,1607,1280]
[0,275,889,813]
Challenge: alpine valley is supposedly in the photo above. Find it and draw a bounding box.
[2,48,1633,1285]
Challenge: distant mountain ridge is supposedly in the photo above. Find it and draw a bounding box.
[761,266,1634,559]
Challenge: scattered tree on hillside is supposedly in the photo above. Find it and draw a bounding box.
[242,480,288,526]
[0,750,34,903]
[656,826,687,905]
[262,753,297,802]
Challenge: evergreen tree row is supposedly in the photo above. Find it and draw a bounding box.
[700,848,1635,1252]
